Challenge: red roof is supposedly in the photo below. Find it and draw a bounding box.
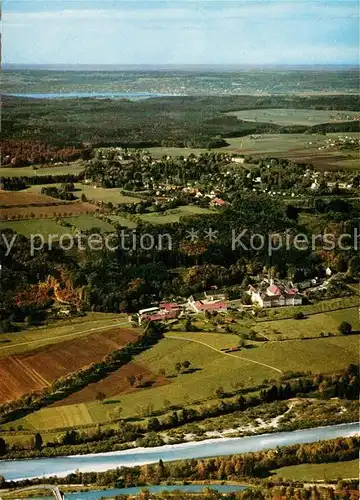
[145,314,164,321]
[160,302,180,310]
[144,310,179,321]
[195,301,228,311]
[212,197,226,206]
[166,310,180,319]
[268,285,281,296]
[262,294,281,302]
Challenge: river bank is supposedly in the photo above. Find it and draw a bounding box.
[2,397,357,461]
[0,422,358,482]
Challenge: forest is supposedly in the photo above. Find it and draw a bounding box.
[0,190,359,321]
[3,94,359,148]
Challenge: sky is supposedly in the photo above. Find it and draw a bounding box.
[3,0,359,65]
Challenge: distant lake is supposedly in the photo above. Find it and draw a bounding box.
[3,92,175,100]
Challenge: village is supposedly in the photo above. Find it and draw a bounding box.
[134,272,340,326]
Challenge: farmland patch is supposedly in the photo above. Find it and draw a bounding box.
[0,327,139,404]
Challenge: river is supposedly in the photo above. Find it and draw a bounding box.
[0,423,358,481]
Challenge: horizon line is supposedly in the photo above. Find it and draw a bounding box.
[4,63,360,71]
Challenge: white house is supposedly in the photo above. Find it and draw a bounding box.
[138,306,160,316]
[187,296,228,314]
[232,157,245,164]
[248,281,303,308]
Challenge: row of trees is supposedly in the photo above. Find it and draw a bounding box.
[0,173,84,191]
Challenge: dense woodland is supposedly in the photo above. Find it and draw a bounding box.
[3,94,359,147]
[0,189,359,320]
[0,140,90,166]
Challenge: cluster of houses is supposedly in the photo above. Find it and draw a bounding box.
[137,292,229,325]
[181,187,228,207]
[247,279,303,308]
[153,187,227,208]
[136,277,318,324]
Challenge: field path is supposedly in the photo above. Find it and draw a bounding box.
[166,335,284,374]
[0,321,129,353]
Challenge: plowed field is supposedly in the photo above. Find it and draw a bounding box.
[0,327,139,403]
[53,362,167,406]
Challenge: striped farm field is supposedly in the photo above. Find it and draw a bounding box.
[0,327,139,404]
[0,191,58,206]
[0,312,128,358]
[0,189,99,222]
[0,201,97,221]
[16,403,95,431]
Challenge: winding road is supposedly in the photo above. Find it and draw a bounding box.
[166,334,284,374]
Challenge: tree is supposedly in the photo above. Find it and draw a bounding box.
[238,338,246,348]
[157,458,167,479]
[175,362,182,374]
[147,417,161,432]
[34,432,43,450]
[184,317,193,331]
[96,391,106,402]
[204,310,212,320]
[182,360,191,371]
[286,204,299,221]
[0,318,12,334]
[61,429,79,445]
[0,438,7,456]
[127,375,136,387]
[215,386,225,398]
[242,293,252,305]
[338,321,352,335]
[293,311,305,320]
